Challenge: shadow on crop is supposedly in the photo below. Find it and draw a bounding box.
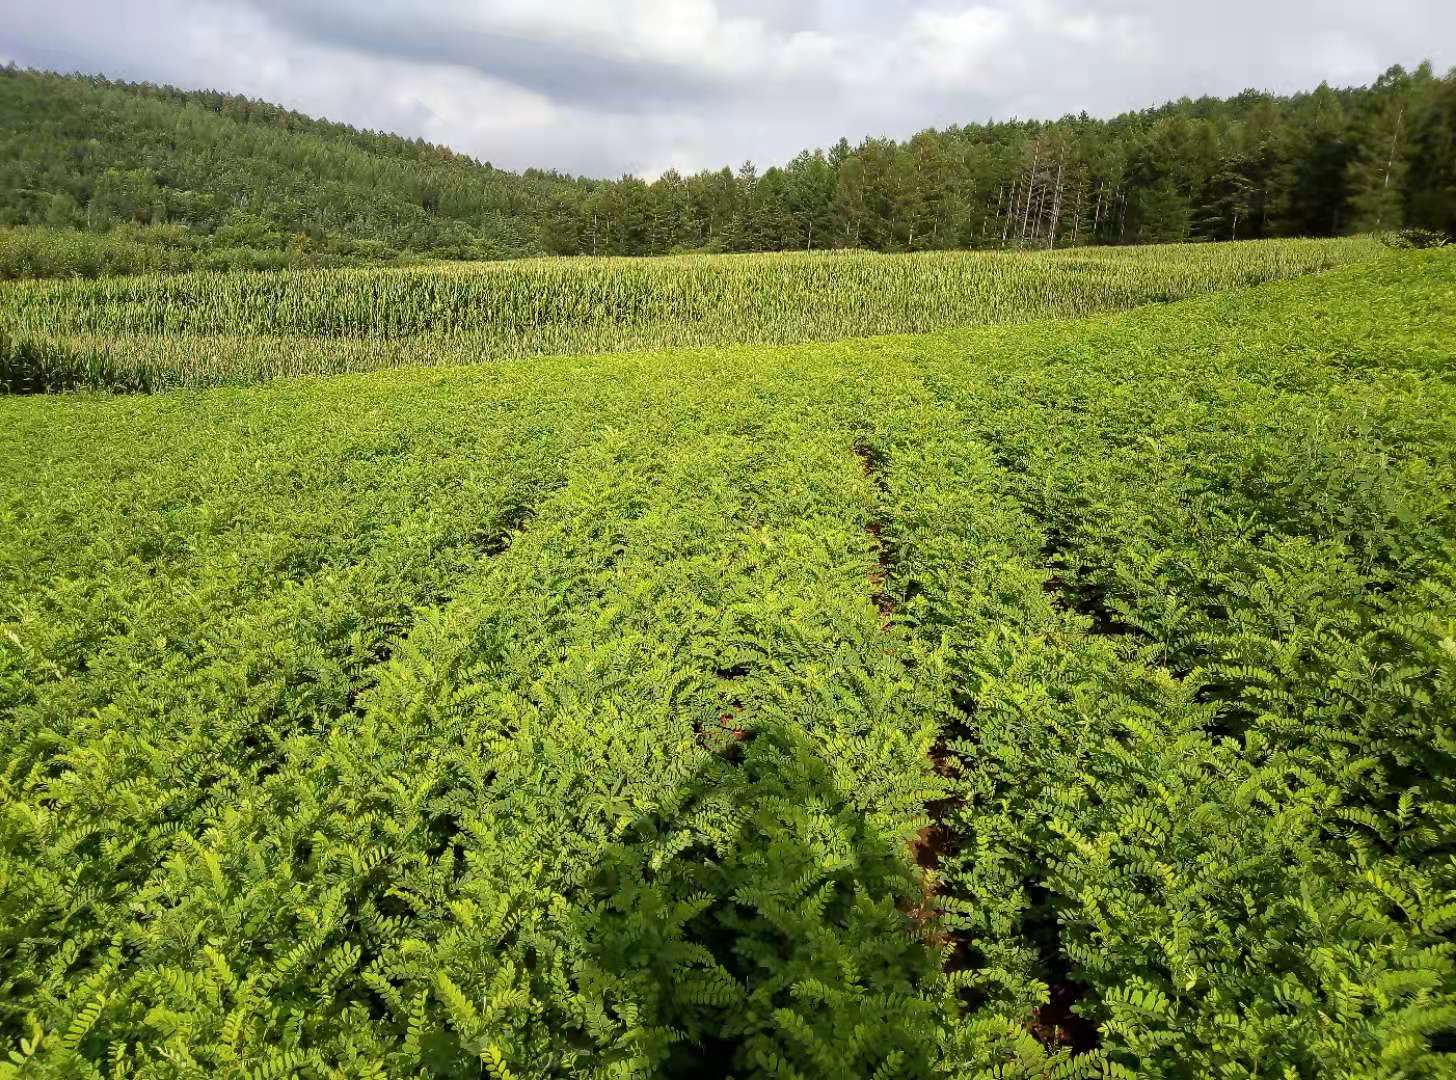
[579,719,945,1078]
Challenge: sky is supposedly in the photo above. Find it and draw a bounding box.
[4,1,1454,179]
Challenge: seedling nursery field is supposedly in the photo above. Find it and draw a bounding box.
[2,240,1455,1078]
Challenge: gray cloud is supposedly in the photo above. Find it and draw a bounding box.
[2,0,1453,178]
[244,1,729,111]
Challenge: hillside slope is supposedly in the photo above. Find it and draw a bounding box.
[2,252,1453,1077]
[3,62,1453,278]
[0,67,574,263]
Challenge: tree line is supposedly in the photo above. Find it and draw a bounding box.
[2,62,1453,272]
[546,63,1454,255]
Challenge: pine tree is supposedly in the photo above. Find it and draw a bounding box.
[1345,96,1409,231]
[1136,178,1192,242]
[1408,71,1456,236]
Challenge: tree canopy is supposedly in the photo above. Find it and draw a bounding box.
[2,62,1453,274]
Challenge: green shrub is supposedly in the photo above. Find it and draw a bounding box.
[1,248,1452,1077]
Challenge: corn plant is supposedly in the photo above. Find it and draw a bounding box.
[0,236,1380,392]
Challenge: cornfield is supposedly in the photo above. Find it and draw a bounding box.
[0,236,1380,391]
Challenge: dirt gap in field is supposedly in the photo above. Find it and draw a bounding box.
[339,499,539,720]
[853,440,965,940]
[864,421,1104,1052]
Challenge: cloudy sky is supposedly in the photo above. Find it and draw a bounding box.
[4,1,1454,178]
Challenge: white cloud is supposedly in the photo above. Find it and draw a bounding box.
[900,7,1014,92]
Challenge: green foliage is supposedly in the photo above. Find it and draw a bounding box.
[0,249,1453,1076]
[0,225,409,282]
[2,63,1455,276]
[0,236,1378,392]
[1381,227,1450,249]
[869,248,1456,1076]
[0,67,552,269]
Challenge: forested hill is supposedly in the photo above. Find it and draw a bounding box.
[0,67,576,264]
[2,62,1454,274]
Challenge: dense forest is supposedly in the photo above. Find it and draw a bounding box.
[0,67,561,270]
[2,62,1453,273]
[545,63,1456,256]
